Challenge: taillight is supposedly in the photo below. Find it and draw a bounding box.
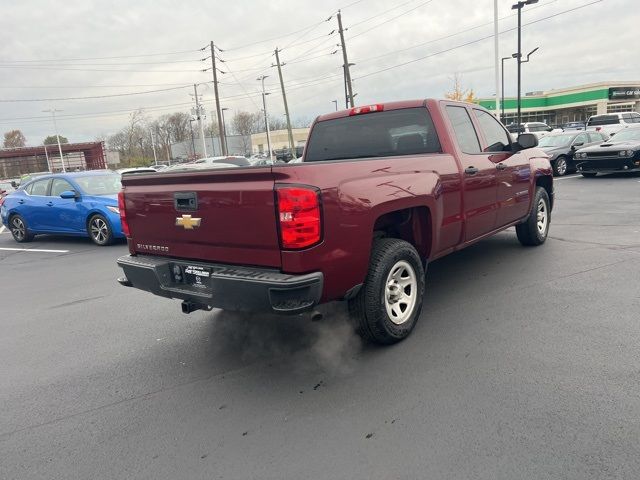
[118,190,130,237]
[595,127,601,132]
[276,186,321,249]
[0,196,5,208]
[349,104,384,116]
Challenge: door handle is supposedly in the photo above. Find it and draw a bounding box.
[464,166,479,175]
[18,199,25,204]
[46,202,54,206]
[496,163,507,171]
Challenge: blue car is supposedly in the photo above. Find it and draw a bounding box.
[0,171,124,246]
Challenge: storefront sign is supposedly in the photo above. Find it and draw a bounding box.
[609,87,640,100]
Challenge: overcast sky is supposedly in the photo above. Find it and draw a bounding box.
[0,0,636,144]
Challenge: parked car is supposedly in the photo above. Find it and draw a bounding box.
[537,131,608,176]
[194,156,251,167]
[574,125,640,177]
[506,122,554,140]
[116,99,553,345]
[585,112,640,136]
[0,171,124,245]
[0,180,16,197]
[116,167,158,175]
[561,121,586,131]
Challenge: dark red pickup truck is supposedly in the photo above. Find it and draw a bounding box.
[117,99,553,344]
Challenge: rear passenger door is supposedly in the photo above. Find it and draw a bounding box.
[472,108,531,227]
[23,178,52,231]
[444,104,498,241]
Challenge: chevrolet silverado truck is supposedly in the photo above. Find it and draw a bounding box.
[117,99,554,344]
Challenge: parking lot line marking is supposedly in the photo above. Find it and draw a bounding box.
[0,226,5,234]
[554,175,581,181]
[0,247,69,253]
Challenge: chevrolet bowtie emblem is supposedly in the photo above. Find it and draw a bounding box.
[175,215,201,230]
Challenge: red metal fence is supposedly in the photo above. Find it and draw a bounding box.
[0,142,106,179]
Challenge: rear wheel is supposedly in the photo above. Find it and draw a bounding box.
[348,238,425,345]
[553,156,568,176]
[9,214,34,243]
[581,172,597,178]
[88,214,114,246]
[516,187,550,246]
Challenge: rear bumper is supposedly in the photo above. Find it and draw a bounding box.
[117,254,323,314]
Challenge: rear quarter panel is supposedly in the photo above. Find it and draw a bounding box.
[273,153,462,302]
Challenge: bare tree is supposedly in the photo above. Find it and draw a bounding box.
[3,129,26,148]
[231,111,261,154]
[445,73,478,103]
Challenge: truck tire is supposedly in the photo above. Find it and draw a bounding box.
[516,186,550,246]
[581,172,597,178]
[348,238,425,345]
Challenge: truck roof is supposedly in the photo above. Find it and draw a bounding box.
[315,99,439,123]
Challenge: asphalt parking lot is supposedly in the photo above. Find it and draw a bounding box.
[2,173,640,480]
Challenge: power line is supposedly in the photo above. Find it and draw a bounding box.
[356,0,560,65]
[354,0,604,81]
[0,58,205,67]
[0,65,207,73]
[0,49,201,63]
[0,85,198,102]
[348,0,419,28]
[349,0,434,40]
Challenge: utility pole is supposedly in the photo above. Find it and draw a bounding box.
[221,108,230,155]
[257,75,273,163]
[493,0,500,118]
[192,84,208,158]
[210,41,227,155]
[274,48,296,157]
[337,10,355,108]
[511,0,538,132]
[150,129,158,166]
[43,144,51,172]
[43,109,66,172]
[189,119,196,157]
[210,110,218,156]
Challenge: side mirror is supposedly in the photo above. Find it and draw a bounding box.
[516,133,538,150]
[60,190,78,199]
[11,181,17,188]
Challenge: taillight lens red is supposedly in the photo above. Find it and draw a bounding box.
[276,186,321,249]
[118,190,130,237]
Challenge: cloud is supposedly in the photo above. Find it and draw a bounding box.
[0,0,636,144]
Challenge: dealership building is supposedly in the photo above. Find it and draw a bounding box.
[479,81,640,126]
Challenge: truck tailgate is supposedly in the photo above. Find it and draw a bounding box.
[122,167,281,268]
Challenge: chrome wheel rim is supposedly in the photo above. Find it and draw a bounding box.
[384,260,418,325]
[536,198,548,236]
[556,158,567,176]
[90,218,109,244]
[11,217,25,241]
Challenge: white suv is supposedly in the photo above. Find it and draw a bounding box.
[506,122,554,140]
[586,112,640,136]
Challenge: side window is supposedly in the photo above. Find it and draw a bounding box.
[446,106,481,154]
[51,179,74,197]
[23,183,34,194]
[30,179,51,196]
[632,113,640,123]
[622,113,633,123]
[587,133,602,143]
[473,109,511,152]
[573,134,588,145]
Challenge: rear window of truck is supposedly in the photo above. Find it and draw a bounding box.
[304,107,441,162]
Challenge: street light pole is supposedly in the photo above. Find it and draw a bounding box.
[257,75,273,163]
[150,129,158,166]
[221,108,229,155]
[43,109,66,173]
[501,54,517,122]
[332,100,338,111]
[512,0,539,132]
